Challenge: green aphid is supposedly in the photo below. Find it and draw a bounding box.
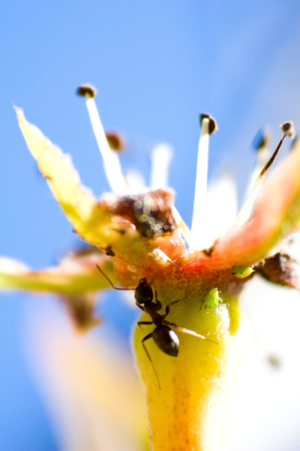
[231,265,254,279]
[203,287,220,310]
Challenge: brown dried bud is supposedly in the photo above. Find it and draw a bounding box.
[100,189,177,238]
[77,84,97,99]
[280,121,296,139]
[256,252,300,289]
[200,113,218,135]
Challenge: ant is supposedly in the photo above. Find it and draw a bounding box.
[96,265,218,389]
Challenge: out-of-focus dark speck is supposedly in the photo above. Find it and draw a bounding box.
[266,354,281,369]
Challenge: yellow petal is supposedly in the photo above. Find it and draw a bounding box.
[0,253,114,295]
[17,109,134,250]
[16,108,185,264]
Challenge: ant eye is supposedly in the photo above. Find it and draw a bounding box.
[135,278,153,304]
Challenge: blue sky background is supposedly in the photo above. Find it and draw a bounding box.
[1,1,300,450]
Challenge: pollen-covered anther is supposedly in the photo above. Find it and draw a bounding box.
[76,84,96,99]
[280,121,296,139]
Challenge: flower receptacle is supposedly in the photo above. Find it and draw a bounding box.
[133,285,242,451]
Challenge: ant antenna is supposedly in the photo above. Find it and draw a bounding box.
[96,265,136,291]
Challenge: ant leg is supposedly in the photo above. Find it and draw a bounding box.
[96,265,136,291]
[153,280,158,302]
[137,320,153,332]
[165,321,219,345]
[141,333,161,390]
[164,288,196,316]
[199,299,205,311]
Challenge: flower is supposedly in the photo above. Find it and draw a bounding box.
[1,87,300,450]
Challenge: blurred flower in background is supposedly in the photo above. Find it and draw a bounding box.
[1,1,300,450]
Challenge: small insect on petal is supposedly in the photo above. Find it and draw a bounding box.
[203,287,220,310]
[232,265,254,279]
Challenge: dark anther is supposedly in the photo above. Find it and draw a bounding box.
[106,133,125,151]
[76,84,96,99]
[199,113,218,135]
[280,121,296,139]
[252,128,270,152]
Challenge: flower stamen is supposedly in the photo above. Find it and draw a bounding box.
[246,129,271,194]
[234,122,295,227]
[77,84,129,195]
[191,114,217,250]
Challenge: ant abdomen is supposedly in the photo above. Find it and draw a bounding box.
[152,325,179,357]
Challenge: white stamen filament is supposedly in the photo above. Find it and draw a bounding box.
[191,118,210,250]
[85,97,130,195]
[234,177,265,228]
[125,169,146,192]
[201,173,238,248]
[171,205,194,246]
[150,143,173,188]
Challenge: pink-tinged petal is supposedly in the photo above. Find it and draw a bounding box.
[212,137,300,267]
[16,109,186,264]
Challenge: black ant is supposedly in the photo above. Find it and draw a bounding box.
[96,265,218,389]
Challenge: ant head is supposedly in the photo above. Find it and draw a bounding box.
[152,325,179,357]
[135,278,153,305]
